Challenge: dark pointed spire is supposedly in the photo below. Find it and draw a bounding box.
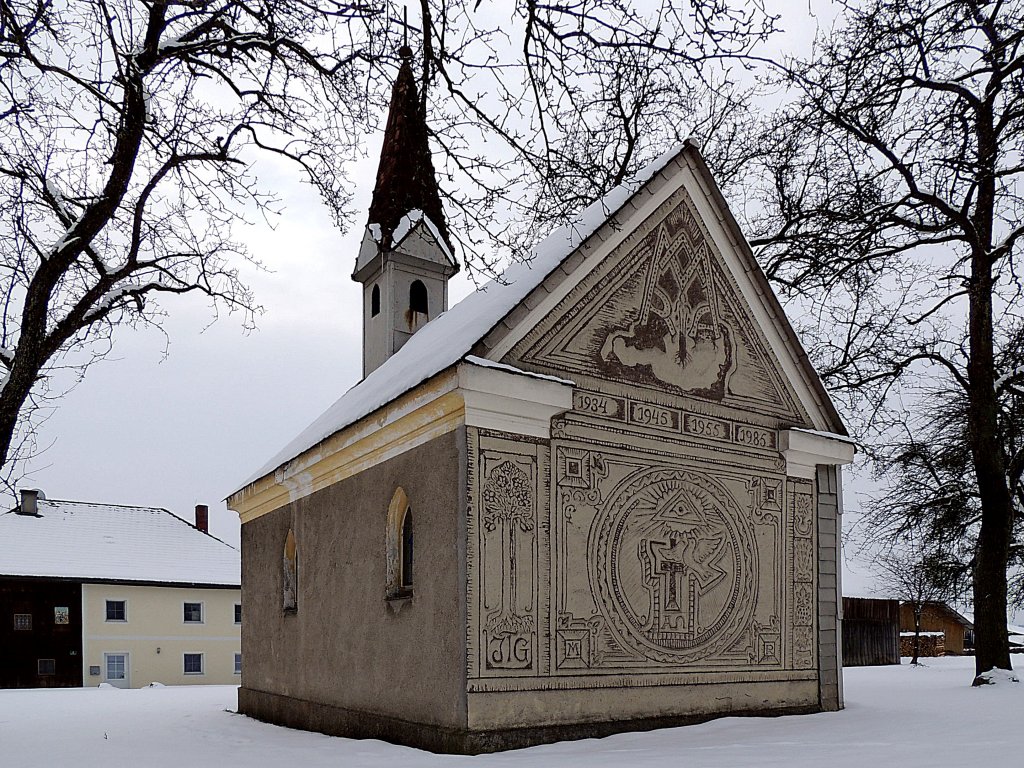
[367,47,452,251]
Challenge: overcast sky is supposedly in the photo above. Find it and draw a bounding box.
[15,1,893,597]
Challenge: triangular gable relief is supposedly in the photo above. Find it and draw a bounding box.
[508,187,811,426]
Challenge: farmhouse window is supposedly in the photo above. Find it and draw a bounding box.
[183,602,203,623]
[184,653,204,675]
[105,600,127,622]
[13,613,31,630]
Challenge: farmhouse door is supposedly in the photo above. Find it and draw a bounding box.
[103,653,129,688]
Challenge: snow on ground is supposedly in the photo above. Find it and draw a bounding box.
[0,657,1018,767]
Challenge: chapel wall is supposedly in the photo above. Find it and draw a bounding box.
[238,430,466,730]
[816,464,842,710]
[464,413,825,729]
[459,178,846,728]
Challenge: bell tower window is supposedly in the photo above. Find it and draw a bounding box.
[409,280,428,315]
[371,284,381,317]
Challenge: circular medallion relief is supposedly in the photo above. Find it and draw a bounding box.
[592,467,757,664]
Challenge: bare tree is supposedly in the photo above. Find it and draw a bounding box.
[416,0,777,276]
[0,0,775,484]
[859,326,1024,613]
[743,0,1024,681]
[873,531,962,665]
[0,0,391,484]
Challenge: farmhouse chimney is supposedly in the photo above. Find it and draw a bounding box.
[18,488,43,516]
[195,504,209,533]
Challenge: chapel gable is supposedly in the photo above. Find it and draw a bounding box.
[504,184,814,429]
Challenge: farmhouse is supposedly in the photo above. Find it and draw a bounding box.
[0,490,240,689]
[228,49,855,753]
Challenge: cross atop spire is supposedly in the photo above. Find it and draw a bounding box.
[366,46,451,252]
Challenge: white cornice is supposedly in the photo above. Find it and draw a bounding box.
[230,359,574,523]
[779,428,856,480]
[458,359,573,439]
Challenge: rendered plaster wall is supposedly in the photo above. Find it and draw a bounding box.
[238,429,466,730]
[81,583,241,687]
[466,679,819,731]
[816,464,842,710]
[459,182,831,730]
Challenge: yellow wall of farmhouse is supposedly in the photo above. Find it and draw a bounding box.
[81,584,241,687]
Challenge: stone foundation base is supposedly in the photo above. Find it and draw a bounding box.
[237,687,823,755]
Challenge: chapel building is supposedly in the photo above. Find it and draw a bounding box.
[228,48,854,754]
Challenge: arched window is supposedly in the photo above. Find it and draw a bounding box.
[371,284,380,317]
[409,280,428,315]
[283,529,298,612]
[401,510,413,589]
[386,487,413,599]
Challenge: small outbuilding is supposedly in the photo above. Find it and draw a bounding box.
[899,601,974,655]
[842,597,900,666]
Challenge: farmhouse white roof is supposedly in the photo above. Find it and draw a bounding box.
[0,498,239,586]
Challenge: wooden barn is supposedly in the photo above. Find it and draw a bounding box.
[842,597,900,666]
[899,601,974,655]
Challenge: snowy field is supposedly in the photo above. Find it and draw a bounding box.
[0,656,1018,767]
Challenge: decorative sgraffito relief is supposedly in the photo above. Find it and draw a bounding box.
[599,228,734,398]
[790,485,816,669]
[480,455,537,672]
[747,477,783,665]
[571,388,779,451]
[512,189,809,425]
[542,440,793,678]
[465,188,821,689]
[592,467,758,664]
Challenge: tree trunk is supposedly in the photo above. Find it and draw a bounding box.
[0,322,49,472]
[912,608,922,666]
[968,99,1013,682]
[966,256,1013,680]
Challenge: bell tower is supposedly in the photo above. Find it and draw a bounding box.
[352,46,459,378]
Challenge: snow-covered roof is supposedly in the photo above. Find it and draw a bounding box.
[463,355,576,385]
[0,498,239,587]
[239,142,690,489]
[356,209,456,273]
